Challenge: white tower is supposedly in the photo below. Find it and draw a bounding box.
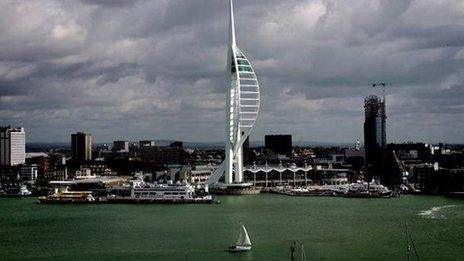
[208,0,260,186]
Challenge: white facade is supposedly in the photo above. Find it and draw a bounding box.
[0,127,26,166]
[21,164,38,182]
[75,168,97,179]
[190,164,216,184]
[208,0,260,185]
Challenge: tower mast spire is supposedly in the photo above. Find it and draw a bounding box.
[229,0,236,46]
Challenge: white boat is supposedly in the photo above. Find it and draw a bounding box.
[229,225,252,252]
[107,180,214,204]
[345,181,392,198]
[19,185,32,196]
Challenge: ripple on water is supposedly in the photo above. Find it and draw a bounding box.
[418,205,459,219]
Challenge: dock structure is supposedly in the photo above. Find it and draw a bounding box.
[244,162,313,187]
[244,163,356,187]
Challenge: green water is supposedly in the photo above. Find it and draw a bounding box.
[1,195,464,260]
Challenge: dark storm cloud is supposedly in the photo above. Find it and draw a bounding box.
[0,0,463,143]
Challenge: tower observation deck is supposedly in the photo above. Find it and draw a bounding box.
[208,0,260,187]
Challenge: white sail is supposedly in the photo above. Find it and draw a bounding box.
[236,225,252,246]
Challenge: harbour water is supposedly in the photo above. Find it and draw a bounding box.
[1,195,464,260]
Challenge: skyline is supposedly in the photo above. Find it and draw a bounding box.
[1,0,464,144]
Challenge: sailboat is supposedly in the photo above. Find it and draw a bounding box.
[229,225,252,252]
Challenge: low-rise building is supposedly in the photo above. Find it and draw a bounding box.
[265,134,292,156]
[139,140,156,148]
[45,165,68,181]
[75,168,97,179]
[189,164,216,184]
[140,142,186,169]
[21,164,38,182]
[113,140,129,152]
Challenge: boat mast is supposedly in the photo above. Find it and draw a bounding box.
[300,242,307,261]
[405,222,411,261]
[404,221,420,261]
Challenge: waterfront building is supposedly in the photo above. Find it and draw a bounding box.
[313,154,345,167]
[25,155,50,181]
[410,163,445,193]
[189,164,216,184]
[244,162,313,187]
[81,163,116,177]
[113,140,129,152]
[0,166,21,188]
[71,132,92,163]
[265,135,292,156]
[140,142,186,169]
[244,163,355,187]
[389,143,431,163]
[208,0,261,186]
[364,95,386,180]
[433,148,464,169]
[0,126,26,166]
[44,165,68,181]
[75,168,94,179]
[20,164,38,182]
[139,140,156,148]
[344,145,365,173]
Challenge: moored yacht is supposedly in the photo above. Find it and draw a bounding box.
[345,181,391,198]
[38,188,96,204]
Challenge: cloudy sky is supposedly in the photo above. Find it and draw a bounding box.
[1,0,463,144]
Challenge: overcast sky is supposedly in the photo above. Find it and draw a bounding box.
[1,0,463,144]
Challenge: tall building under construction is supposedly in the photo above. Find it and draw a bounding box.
[364,95,386,181]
